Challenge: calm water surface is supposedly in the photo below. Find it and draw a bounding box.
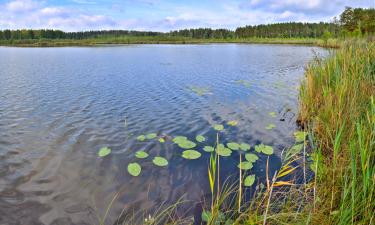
[0,44,327,224]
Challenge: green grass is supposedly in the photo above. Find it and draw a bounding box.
[299,41,374,224]
[0,36,341,47]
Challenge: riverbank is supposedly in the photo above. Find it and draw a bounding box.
[0,37,340,48]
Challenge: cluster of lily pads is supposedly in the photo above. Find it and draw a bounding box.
[97,119,280,188]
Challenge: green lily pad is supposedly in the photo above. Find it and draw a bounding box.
[238,161,253,170]
[177,140,197,149]
[136,135,146,141]
[240,143,251,151]
[152,156,168,167]
[227,120,238,126]
[245,153,259,162]
[190,86,211,96]
[159,138,165,143]
[244,175,256,186]
[98,147,111,157]
[127,163,141,176]
[269,112,277,117]
[294,131,307,142]
[203,146,215,152]
[172,136,188,143]
[135,151,149,159]
[265,123,276,130]
[227,142,240,150]
[255,144,274,155]
[216,144,232,157]
[196,135,205,143]
[213,124,224,131]
[182,150,202,159]
[146,133,157,139]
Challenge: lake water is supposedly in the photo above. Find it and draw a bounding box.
[0,44,327,225]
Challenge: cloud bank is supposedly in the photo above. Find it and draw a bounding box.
[0,0,373,31]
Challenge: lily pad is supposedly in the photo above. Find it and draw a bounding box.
[216,144,232,157]
[213,124,224,131]
[172,136,187,143]
[196,135,205,143]
[227,120,238,126]
[255,144,274,155]
[146,133,157,139]
[284,144,304,160]
[190,86,211,96]
[182,150,202,159]
[135,151,149,159]
[240,143,251,151]
[158,138,165,143]
[245,153,259,163]
[269,112,277,117]
[152,156,168,167]
[244,175,256,187]
[203,146,215,152]
[227,142,240,150]
[136,135,146,141]
[127,163,141,176]
[98,147,111,157]
[238,161,253,170]
[265,123,276,130]
[294,131,307,142]
[177,140,197,149]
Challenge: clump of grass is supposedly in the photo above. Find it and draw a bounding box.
[299,41,375,224]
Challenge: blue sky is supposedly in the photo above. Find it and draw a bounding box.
[0,0,374,31]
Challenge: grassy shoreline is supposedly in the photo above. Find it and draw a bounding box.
[0,37,340,48]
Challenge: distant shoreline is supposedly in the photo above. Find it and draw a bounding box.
[0,37,340,48]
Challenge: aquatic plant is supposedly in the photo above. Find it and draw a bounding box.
[213,124,224,131]
[227,120,238,126]
[254,144,274,155]
[203,146,215,152]
[146,133,157,139]
[136,135,146,141]
[127,163,142,176]
[265,123,276,130]
[135,151,149,159]
[98,147,111,157]
[189,86,211,96]
[195,135,205,142]
[237,161,253,170]
[181,150,201,159]
[268,112,277,117]
[239,143,250,151]
[152,156,169,167]
[244,175,256,187]
[215,144,232,157]
[227,142,240,150]
[245,153,259,163]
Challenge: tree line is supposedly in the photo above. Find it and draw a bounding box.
[0,7,373,41]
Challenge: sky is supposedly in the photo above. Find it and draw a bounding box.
[0,0,374,31]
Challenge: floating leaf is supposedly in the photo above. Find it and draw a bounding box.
[238,161,253,170]
[182,150,202,159]
[213,124,224,131]
[294,131,307,142]
[240,143,251,151]
[177,140,196,149]
[135,151,149,159]
[146,133,157,139]
[235,80,251,88]
[203,146,215,152]
[159,138,165,143]
[127,163,141,176]
[189,86,211,96]
[244,175,256,186]
[265,123,276,130]
[136,135,146,141]
[172,136,187,143]
[196,135,205,143]
[269,112,277,117]
[216,144,232,157]
[227,120,238,126]
[227,142,240,150]
[153,156,168,167]
[98,147,111,157]
[255,144,274,155]
[245,153,259,163]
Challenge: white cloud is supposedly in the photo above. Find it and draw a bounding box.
[5,0,39,12]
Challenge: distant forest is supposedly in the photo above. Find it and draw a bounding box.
[0,7,374,40]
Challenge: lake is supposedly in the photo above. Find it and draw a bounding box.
[0,44,327,225]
